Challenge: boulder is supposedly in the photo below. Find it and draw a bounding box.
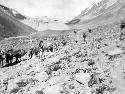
[47,76,64,85]
[34,71,49,82]
[27,82,48,94]
[6,78,21,93]
[43,84,63,94]
[108,48,123,55]
[75,72,90,85]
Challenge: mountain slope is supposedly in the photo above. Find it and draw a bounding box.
[68,0,125,30]
[0,4,70,32]
[0,20,125,94]
[0,4,26,20]
[0,4,36,41]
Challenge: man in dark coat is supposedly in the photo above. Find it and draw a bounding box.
[5,51,11,65]
[83,33,87,41]
[33,48,39,57]
[0,51,3,67]
[29,48,34,59]
[0,51,5,67]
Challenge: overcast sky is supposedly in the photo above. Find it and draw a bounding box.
[0,0,102,22]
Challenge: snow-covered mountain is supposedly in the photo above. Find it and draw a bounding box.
[0,4,26,20]
[21,16,70,31]
[75,0,118,19]
[68,0,125,29]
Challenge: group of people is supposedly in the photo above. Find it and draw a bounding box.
[0,49,26,67]
[38,40,57,53]
[0,39,67,68]
[21,41,58,60]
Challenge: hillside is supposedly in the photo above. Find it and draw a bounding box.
[0,4,26,20]
[0,20,125,94]
[67,0,125,30]
[0,4,70,36]
[0,4,36,41]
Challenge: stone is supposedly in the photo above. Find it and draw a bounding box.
[47,76,64,85]
[75,72,90,85]
[43,84,63,94]
[108,48,123,55]
[6,78,21,93]
[27,82,47,94]
[33,71,49,82]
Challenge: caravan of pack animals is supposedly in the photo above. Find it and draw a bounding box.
[0,20,125,68]
[0,35,68,67]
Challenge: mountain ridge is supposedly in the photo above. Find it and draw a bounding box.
[0,4,36,41]
[67,0,125,30]
[0,4,26,20]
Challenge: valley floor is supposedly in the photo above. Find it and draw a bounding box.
[0,22,125,94]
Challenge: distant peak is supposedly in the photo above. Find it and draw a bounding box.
[37,16,52,22]
[26,16,53,23]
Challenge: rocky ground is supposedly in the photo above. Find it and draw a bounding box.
[0,22,125,94]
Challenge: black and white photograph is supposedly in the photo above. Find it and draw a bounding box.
[0,0,125,94]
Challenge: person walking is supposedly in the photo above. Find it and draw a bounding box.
[5,51,11,66]
[0,51,3,67]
